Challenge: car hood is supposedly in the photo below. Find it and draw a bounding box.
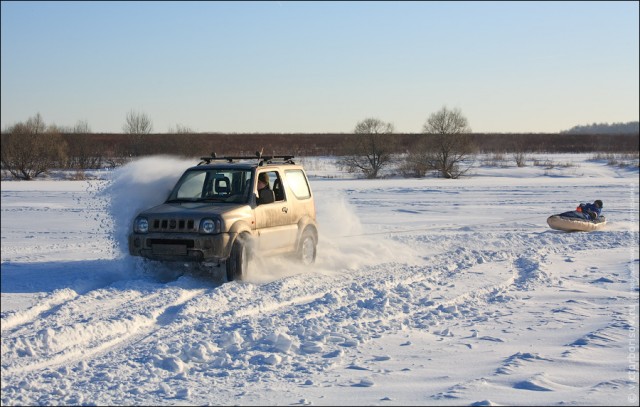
[140,202,249,218]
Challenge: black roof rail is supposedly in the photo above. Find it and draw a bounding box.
[198,152,295,166]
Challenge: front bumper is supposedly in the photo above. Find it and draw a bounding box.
[128,232,234,263]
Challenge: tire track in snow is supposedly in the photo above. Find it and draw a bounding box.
[1,288,79,332]
[1,279,158,336]
[147,247,523,373]
[1,277,208,375]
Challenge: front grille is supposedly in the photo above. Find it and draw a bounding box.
[147,239,195,248]
[151,218,196,232]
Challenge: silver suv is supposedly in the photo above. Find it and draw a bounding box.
[128,154,318,281]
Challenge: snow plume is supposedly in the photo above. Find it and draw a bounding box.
[238,197,364,284]
[241,191,420,285]
[314,191,421,273]
[98,156,193,255]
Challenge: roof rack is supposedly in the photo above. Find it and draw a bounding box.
[198,152,295,166]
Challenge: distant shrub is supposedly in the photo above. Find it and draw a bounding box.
[70,170,87,180]
[513,152,528,167]
[590,152,639,168]
[1,114,68,180]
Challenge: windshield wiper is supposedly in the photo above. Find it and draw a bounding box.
[199,197,227,202]
[166,198,195,203]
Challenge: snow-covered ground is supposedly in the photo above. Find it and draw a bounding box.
[1,154,638,406]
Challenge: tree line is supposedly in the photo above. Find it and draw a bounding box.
[1,109,638,180]
[561,121,639,135]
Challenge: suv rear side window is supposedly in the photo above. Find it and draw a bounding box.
[285,169,311,199]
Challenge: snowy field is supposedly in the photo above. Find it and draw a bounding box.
[1,154,639,406]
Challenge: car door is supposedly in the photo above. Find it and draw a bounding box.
[253,170,296,252]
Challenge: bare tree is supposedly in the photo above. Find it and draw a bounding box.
[408,106,475,179]
[337,118,397,179]
[512,151,527,167]
[510,137,529,167]
[123,110,153,156]
[1,113,68,180]
[123,110,153,134]
[65,120,105,170]
[168,123,194,134]
[74,119,91,134]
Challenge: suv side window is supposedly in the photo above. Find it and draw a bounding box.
[257,170,286,203]
[285,169,311,199]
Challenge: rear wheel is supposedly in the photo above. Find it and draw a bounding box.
[297,229,317,265]
[226,235,250,281]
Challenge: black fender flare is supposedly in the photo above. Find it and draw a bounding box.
[224,221,254,258]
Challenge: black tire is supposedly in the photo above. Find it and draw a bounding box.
[226,235,249,282]
[297,229,317,265]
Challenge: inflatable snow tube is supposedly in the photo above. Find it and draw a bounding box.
[547,215,606,232]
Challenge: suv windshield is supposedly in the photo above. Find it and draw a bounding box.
[167,169,253,204]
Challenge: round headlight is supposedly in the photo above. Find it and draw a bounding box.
[134,217,148,233]
[200,218,221,234]
[201,219,215,234]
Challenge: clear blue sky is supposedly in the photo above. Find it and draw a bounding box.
[1,1,638,133]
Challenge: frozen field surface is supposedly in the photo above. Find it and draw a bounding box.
[1,154,638,406]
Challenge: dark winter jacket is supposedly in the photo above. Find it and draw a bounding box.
[577,203,602,220]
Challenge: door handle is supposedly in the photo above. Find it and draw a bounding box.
[282,207,288,213]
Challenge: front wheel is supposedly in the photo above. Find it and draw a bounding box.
[297,229,317,265]
[226,235,250,281]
